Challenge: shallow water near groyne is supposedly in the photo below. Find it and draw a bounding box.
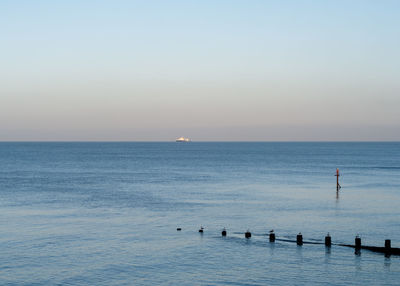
[1,142,400,285]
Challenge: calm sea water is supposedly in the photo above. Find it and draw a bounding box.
[1,142,400,285]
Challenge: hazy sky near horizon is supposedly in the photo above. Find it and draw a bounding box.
[1,0,399,141]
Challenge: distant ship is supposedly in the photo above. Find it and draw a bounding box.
[176,137,190,142]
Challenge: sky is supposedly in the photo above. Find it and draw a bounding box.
[1,0,399,141]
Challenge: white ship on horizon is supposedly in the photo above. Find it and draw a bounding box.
[176,137,190,142]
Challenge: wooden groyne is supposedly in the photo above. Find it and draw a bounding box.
[178,227,400,256]
[339,238,400,255]
[340,244,400,255]
[177,169,400,256]
[273,234,400,255]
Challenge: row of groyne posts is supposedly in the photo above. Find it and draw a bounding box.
[176,169,399,256]
[176,228,400,256]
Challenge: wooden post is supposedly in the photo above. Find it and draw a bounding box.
[385,239,391,250]
[325,233,331,247]
[355,236,361,249]
[245,230,251,238]
[297,233,303,245]
[269,230,275,242]
[221,228,227,236]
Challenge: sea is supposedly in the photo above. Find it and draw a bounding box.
[0,142,400,285]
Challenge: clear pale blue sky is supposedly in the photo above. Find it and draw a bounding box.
[1,0,399,141]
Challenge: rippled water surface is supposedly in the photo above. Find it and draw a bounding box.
[1,142,400,285]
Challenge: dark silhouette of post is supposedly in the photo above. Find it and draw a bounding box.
[335,168,341,191]
[385,239,391,253]
[355,236,361,249]
[354,235,361,255]
[325,233,331,247]
[269,230,275,242]
[245,230,251,238]
[297,233,303,245]
[199,226,204,233]
[221,228,227,236]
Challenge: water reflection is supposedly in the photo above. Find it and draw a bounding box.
[325,247,331,255]
[324,247,331,265]
[268,241,275,256]
[384,255,391,270]
[354,252,362,271]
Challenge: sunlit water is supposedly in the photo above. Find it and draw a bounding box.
[1,142,400,285]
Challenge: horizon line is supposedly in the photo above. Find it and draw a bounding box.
[0,140,399,143]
